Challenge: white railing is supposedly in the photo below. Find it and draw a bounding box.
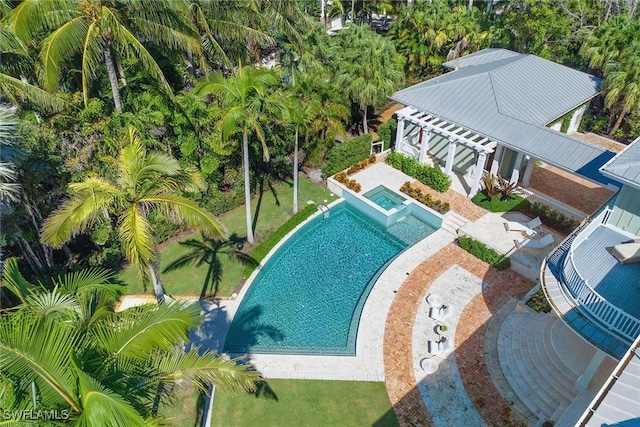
[561,207,640,342]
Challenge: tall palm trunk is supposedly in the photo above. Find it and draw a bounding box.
[609,107,628,137]
[293,128,299,214]
[103,47,123,112]
[351,0,356,21]
[242,130,255,244]
[362,106,368,134]
[149,259,165,303]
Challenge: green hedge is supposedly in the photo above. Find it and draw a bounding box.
[322,134,372,177]
[457,236,510,270]
[386,151,451,193]
[376,119,397,150]
[243,204,318,278]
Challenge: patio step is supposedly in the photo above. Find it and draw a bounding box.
[441,212,468,236]
[498,307,580,422]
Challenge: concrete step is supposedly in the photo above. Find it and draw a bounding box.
[498,309,581,422]
[441,212,469,236]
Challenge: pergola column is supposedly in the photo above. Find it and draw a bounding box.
[444,138,458,176]
[509,152,524,184]
[469,151,487,197]
[418,129,431,164]
[489,144,504,176]
[521,155,535,187]
[395,116,406,152]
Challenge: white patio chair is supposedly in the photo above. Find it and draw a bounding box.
[429,304,453,321]
[514,233,554,249]
[503,216,542,236]
[428,337,453,355]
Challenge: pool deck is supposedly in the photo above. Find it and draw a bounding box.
[186,160,620,426]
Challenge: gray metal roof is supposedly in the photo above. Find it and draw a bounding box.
[580,337,640,426]
[390,49,611,182]
[443,48,521,70]
[601,136,640,189]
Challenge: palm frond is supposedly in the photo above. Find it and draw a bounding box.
[22,289,81,322]
[0,73,67,112]
[118,204,154,269]
[91,300,202,360]
[1,258,35,304]
[39,16,88,91]
[75,368,147,427]
[147,347,260,395]
[0,314,80,411]
[142,195,227,240]
[41,178,120,248]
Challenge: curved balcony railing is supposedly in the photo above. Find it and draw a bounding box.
[560,207,640,343]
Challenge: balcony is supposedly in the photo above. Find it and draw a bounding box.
[542,204,640,359]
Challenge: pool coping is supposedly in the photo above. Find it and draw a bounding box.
[219,198,455,380]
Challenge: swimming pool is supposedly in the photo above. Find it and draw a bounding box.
[364,185,406,210]
[223,201,438,355]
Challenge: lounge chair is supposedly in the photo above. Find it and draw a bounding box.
[504,216,542,236]
[429,304,453,321]
[611,240,640,264]
[428,337,453,355]
[514,233,555,249]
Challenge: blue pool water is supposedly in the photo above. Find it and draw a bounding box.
[364,185,406,210]
[224,201,437,355]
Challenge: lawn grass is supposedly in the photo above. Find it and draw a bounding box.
[119,179,337,297]
[158,384,204,427]
[211,379,399,427]
[471,191,526,212]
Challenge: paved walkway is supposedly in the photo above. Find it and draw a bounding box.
[383,243,534,427]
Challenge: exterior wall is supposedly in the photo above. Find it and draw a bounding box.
[608,185,640,236]
[568,104,588,133]
[549,121,562,131]
[499,147,518,177]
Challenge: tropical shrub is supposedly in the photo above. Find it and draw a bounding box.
[472,191,526,212]
[457,236,511,270]
[322,134,372,177]
[386,152,451,192]
[333,170,361,193]
[399,182,450,214]
[518,200,580,235]
[526,289,552,313]
[376,119,397,150]
[243,204,318,278]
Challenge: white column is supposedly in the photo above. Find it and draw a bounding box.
[395,116,406,152]
[576,349,607,389]
[444,138,457,176]
[489,144,504,176]
[509,152,524,184]
[469,151,487,197]
[418,129,431,164]
[521,155,535,187]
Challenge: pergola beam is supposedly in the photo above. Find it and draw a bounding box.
[397,106,497,153]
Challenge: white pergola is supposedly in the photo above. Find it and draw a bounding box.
[395,106,498,197]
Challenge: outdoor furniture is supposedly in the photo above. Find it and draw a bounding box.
[428,337,453,355]
[429,305,453,321]
[514,233,555,249]
[611,240,640,264]
[420,357,438,374]
[426,294,443,308]
[504,216,542,236]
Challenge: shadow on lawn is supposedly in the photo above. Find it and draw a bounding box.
[162,233,257,299]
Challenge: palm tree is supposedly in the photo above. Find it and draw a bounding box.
[41,127,226,302]
[288,96,321,213]
[0,258,260,424]
[7,0,200,112]
[336,24,404,134]
[196,67,287,244]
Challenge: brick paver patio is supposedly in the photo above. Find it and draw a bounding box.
[383,243,534,427]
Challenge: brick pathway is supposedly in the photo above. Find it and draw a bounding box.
[383,243,534,427]
[529,165,614,215]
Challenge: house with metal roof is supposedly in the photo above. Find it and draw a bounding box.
[390,48,617,197]
[539,136,640,424]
